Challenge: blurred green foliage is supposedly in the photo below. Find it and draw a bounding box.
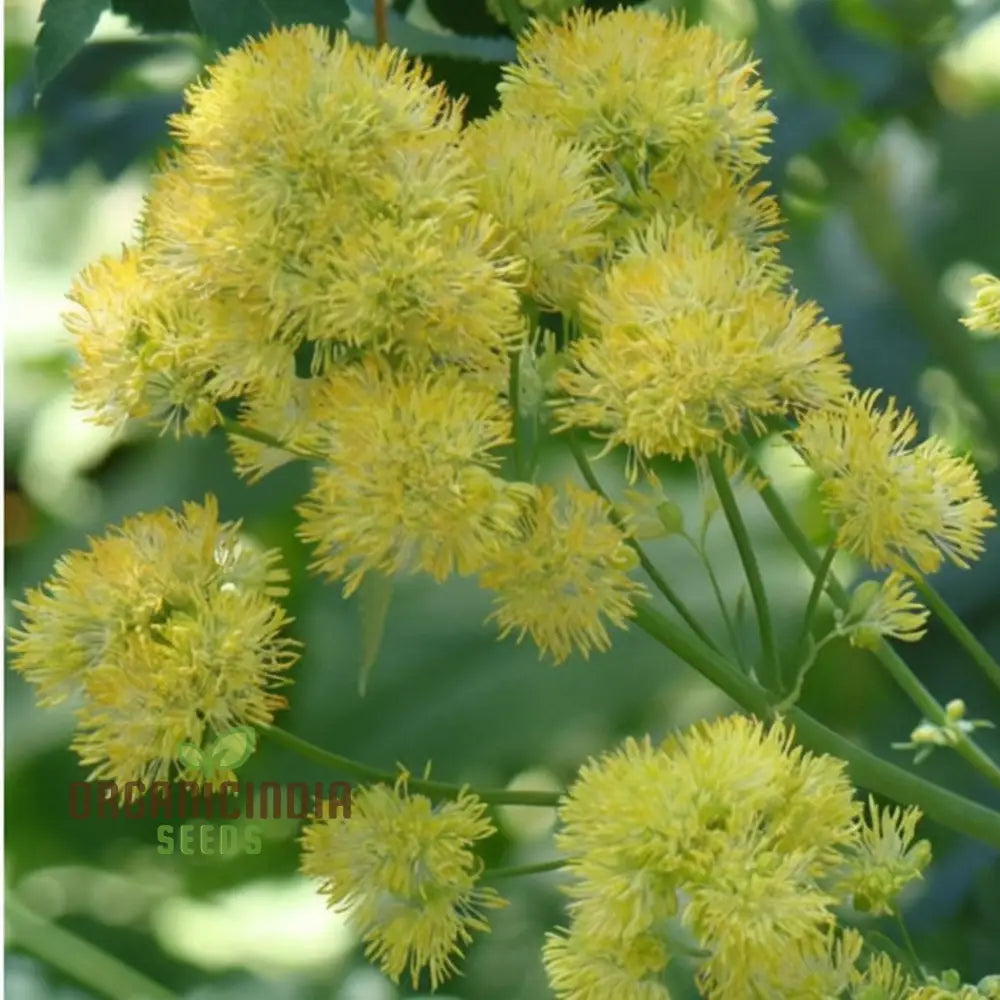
[5,0,1000,997]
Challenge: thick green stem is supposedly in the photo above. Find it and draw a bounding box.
[260,725,561,806]
[912,573,1000,697]
[481,859,568,881]
[6,895,177,1000]
[736,436,1000,791]
[631,601,1000,848]
[567,435,722,653]
[707,453,781,692]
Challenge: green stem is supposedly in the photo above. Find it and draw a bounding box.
[800,544,837,649]
[706,453,781,693]
[567,434,722,653]
[912,573,1000,696]
[683,533,747,670]
[631,600,1000,849]
[736,435,1000,791]
[260,725,561,806]
[6,895,177,1000]
[481,859,568,881]
[220,417,322,461]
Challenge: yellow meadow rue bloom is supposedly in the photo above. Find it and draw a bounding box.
[145,25,523,378]
[841,572,930,648]
[297,360,536,594]
[548,716,872,999]
[464,112,613,313]
[498,9,776,239]
[305,212,523,376]
[554,218,848,470]
[478,482,645,662]
[850,949,913,1000]
[543,927,673,1000]
[300,781,505,989]
[962,272,1000,335]
[8,497,296,787]
[833,797,931,915]
[66,246,239,436]
[794,390,996,573]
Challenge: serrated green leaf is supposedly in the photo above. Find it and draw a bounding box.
[357,571,394,697]
[33,0,110,97]
[209,726,257,770]
[190,0,348,51]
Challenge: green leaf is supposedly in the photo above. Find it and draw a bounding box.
[176,742,206,772]
[189,0,349,51]
[33,0,109,97]
[357,571,394,697]
[209,725,258,770]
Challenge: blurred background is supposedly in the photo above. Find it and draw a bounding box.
[5,0,1000,997]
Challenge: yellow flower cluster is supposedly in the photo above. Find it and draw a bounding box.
[8,497,297,786]
[546,716,932,1000]
[61,20,655,663]
[457,8,848,475]
[300,780,505,989]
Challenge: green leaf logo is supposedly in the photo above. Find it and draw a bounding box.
[176,726,257,779]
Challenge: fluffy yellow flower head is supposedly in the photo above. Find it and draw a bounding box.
[543,927,672,1000]
[8,497,297,786]
[300,781,505,989]
[795,390,996,573]
[145,25,523,378]
[297,360,536,594]
[478,482,645,662]
[962,272,1000,335]
[546,716,910,1000]
[833,797,931,915]
[555,219,848,469]
[464,112,613,313]
[498,9,775,236]
[842,572,929,648]
[65,246,239,436]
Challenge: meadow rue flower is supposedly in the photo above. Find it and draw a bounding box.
[833,798,931,915]
[144,25,523,380]
[497,8,777,240]
[545,716,931,999]
[65,246,239,436]
[962,272,1000,335]
[794,390,996,573]
[300,780,505,989]
[554,218,848,470]
[478,482,645,662]
[297,359,537,594]
[8,497,297,787]
[464,112,614,313]
[543,927,673,1000]
[841,572,930,648]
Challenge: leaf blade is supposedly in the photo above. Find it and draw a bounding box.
[33,0,110,97]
